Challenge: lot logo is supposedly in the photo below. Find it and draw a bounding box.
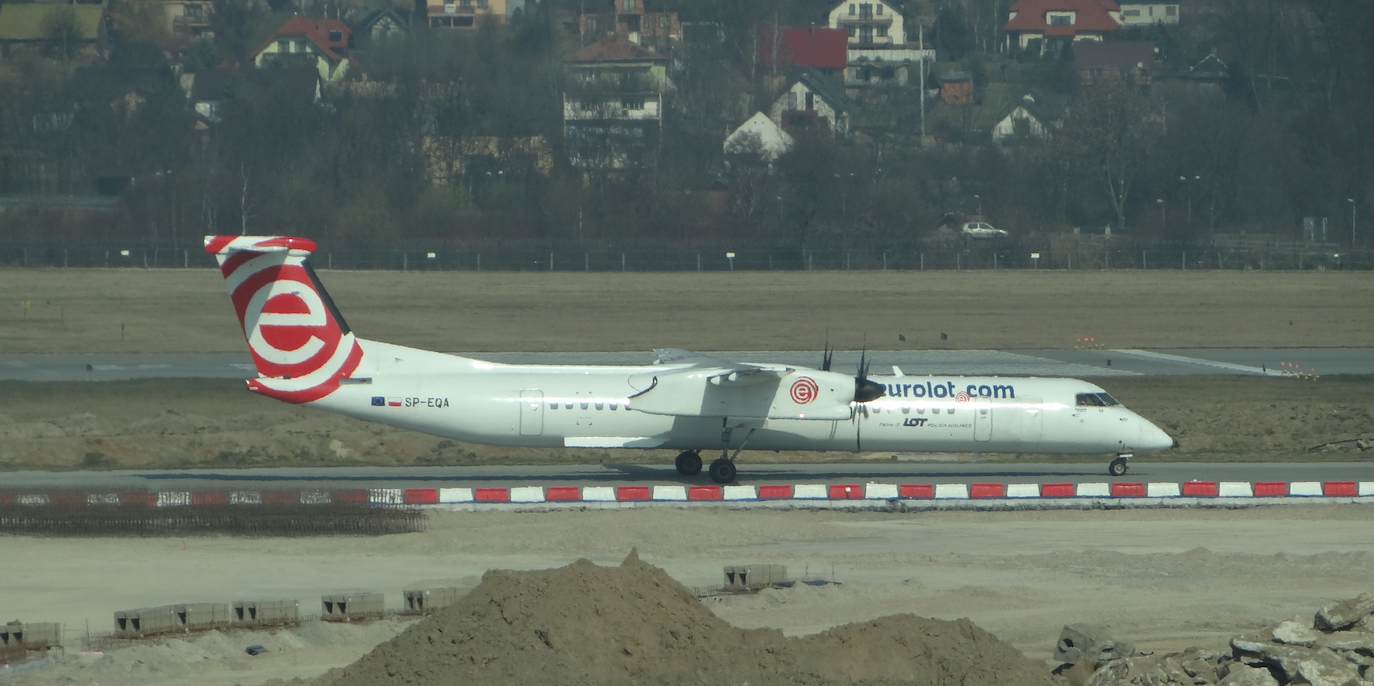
[789,377,818,404]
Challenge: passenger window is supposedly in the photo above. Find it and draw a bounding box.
[1075,393,1105,407]
[901,406,910,414]
[564,402,573,409]
[933,407,941,414]
[917,406,925,414]
[609,402,618,410]
[948,408,956,415]
[549,402,558,410]
[580,401,589,410]
[595,401,604,410]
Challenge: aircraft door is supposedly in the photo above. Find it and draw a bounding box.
[519,390,544,436]
[973,399,992,441]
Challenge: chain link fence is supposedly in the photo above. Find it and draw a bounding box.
[1,239,1368,272]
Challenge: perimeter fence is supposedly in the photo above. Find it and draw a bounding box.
[1,238,1370,272]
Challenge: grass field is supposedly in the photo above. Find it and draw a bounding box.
[2,376,1371,470]
[1,268,1372,353]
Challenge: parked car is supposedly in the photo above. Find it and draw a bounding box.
[961,221,1008,238]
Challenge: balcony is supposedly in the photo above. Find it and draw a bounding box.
[835,14,892,25]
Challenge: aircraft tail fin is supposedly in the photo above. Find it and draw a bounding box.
[204,235,363,403]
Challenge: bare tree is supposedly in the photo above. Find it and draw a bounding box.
[1059,80,1157,233]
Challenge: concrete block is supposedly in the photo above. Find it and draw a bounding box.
[1289,481,1323,497]
[1147,482,1182,497]
[0,622,60,650]
[509,486,545,503]
[402,587,466,615]
[438,487,473,503]
[114,606,178,638]
[1005,483,1040,498]
[1219,482,1254,497]
[722,485,756,500]
[172,603,230,632]
[792,484,827,499]
[651,485,687,501]
[865,483,899,499]
[232,599,301,628]
[581,486,616,502]
[723,564,786,591]
[321,593,384,622]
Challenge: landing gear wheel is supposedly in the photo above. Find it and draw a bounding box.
[1109,458,1129,477]
[708,458,737,484]
[675,450,703,476]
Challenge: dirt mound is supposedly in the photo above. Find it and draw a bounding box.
[316,551,1056,686]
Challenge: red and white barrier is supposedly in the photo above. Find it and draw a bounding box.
[3,480,1372,510]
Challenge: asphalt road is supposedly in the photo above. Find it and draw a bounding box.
[2,348,1370,381]
[3,462,1370,492]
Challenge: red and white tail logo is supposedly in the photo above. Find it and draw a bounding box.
[205,235,362,403]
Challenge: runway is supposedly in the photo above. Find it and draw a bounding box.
[1,348,1370,381]
[5,462,1371,492]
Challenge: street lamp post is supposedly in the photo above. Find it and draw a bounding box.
[1180,175,1199,227]
[974,194,982,216]
[1349,198,1357,246]
[1157,198,1166,229]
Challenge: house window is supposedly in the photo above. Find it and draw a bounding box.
[184,5,203,19]
[460,0,470,6]
[1123,9,1139,16]
[277,38,289,52]
[328,29,342,42]
[847,26,855,37]
[659,14,669,29]
[860,26,873,42]
[1048,13,1072,25]
[622,0,634,10]
[586,16,596,33]
[876,3,883,14]
[877,25,887,37]
[1166,5,1176,15]
[805,91,814,110]
[859,3,872,19]
[455,15,473,25]
[477,0,487,7]
[848,3,855,15]
[622,97,644,110]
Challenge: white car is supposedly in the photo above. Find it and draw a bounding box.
[961,221,1008,238]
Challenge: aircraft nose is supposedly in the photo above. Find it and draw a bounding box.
[1138,418,1174,451]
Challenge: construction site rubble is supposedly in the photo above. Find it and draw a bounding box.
[1075,588,1374,686]
[312,550,1059,686]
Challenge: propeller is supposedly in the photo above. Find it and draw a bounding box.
[853,343,885,403]
[821,335,833,372]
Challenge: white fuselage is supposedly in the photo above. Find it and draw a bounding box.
[309,341,1172,456]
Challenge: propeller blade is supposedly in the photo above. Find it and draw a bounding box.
[854,377,885,403]
[821,340,833,372]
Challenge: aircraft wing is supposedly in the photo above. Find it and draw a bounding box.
[631,354,855,421]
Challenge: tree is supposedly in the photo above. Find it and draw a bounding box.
[1058,80,1158,233]
[43,6,83,63]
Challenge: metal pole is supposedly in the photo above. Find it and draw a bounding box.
[549,252,554,271]
[621,252,625,271]
[882,251,886,270]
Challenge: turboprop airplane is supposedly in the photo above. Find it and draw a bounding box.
[206,235,1173,483]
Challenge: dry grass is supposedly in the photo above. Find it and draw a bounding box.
[1,268,1372,353]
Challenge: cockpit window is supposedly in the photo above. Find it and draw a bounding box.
[1075,393,1105,407]
[1096,393,1119,406]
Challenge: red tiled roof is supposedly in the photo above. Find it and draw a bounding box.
[248,16,355,64]
[568,36,665,62]
[757,28,847,69]
[1005,0,1121,33]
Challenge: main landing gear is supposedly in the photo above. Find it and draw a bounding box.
[675,450,703,476]
[1109,453,1132,477]
[708,457,737,484]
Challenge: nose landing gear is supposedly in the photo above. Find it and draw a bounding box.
[1109,453,1132,477]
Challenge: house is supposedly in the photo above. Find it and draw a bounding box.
[579,0,680,45]
[353,9,410,42]
[940,72,972,104]
[420,0,518,29]
[1180,52,1227,86]
[0,4,105,60]
[724,112,794,161]
[182,67,321,125]
[1118,1,1178,25]
[769,68,851,136]
[247,16,356,82]
[1073,40,1157,84]
[160,0,212,38]
[757,27,847,77]
[991,92,1068,143]
[563,36,668,168]
[1003,0,1122,55]
[825,0,932,90]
